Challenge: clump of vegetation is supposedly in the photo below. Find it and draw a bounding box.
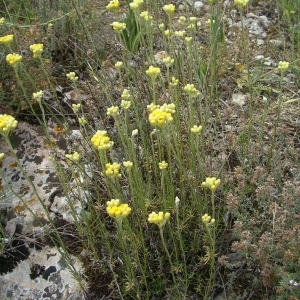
[0,0,299,299]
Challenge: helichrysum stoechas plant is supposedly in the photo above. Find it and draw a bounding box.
[72,103,81,113]
[107,106,119,117]
[123,161,133,171]
[106,199,131,226]
[140,11,153,21]
[111,22,126,32]
[105,162,121,178]
[106,0,120,11]
[121,89,132,100]
[29,44,44,58]
[169,76,179,87]
[184,83,200,98]
[148,211,170,228]
[0,34,13,45]
[66,71,78,82]
[201,177,221,192]
[0,114,18,137]
[65,151,80,162]
[121,100,131,110]
[0,18,5,26]
[146,66,161,79]
[6,53,22,67]
[163,4,175,15]
[278,61,289,72]
[234,0,249,8]
[202,214,215,225]
[115,61,123,69]
[33,91,43,102]
[129,0,143,11]
[191,125,203,134]
[162,56,174,68]
[91,130,114,151]
[78,117,87,126]
[158,161,168,170]
[148,103,175,127]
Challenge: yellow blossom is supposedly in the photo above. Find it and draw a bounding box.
[111,22,126,32]
[0,114,18,136]
[105,162,121,178]
[148,211,170,228]
[0,153,5,161]
[146,65,161,79]
[0,34,13,45]
[159,23,165,29]
[174,30,186,37]
[107,106,119,116]
[184,83,200,98]
[162,56,174,68]
[121,89,132,100]
[33,90,43,102]
[278,61,289,72]
[147,103,160,112]
[234,0,249,8]
[72,103,81,113]
[115,61,123,69]
[6,53,22,67]
[66,71,78,82]
[106,199,131,223]
[140,11,153,21]
[201,177,221,191]
[164,29,172,37]
[106,0,120,10]
[131,129,138,137]
[91,130,114,151]
[78,117,87,126]
[29,43,44,58]
[0,18,5,26]
[202,213,215,225]
[149,109,173,127]
[65,151,80,162]
[169,76,179,87]
[123,161,133,170]
[191,125,203,134]
[190,17,197,23]
[163,4,175,15]
[158,161,168,170]
[129,0,143,11]
[178,16,187,24]
[121,100,131,110]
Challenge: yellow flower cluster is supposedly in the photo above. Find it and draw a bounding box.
[146,65,161,79]
[6,53,22,67]
[201,177,221,191]
[33,90,43,102]
[107,106,119,116]
[123,161,133,170]
[0,153,5,160]
[29,43,44,58]
[178,16,187,24]
[111,22,126,32]
[72,103,81,113]
[185,37,193,44]
[201,213,215,225]
[184,83,200,98]
[0,114,18,136]
[78,117,87,126]
[115,61,123,69]
[148,211,170,228]
[163,4,175,15]
[191,125,203,134]
[140,11,153,21]
[129,0,143,10]
[0,18,5,26]
[234,0,249,8]
[162,56,174,68]
[148,103,175,127]
[278,61,289,72]
[0,34,13,45]
[121,100,131,110]
[169,76,179,87]
[105,162,121,178]
[91,130,114,151]
[106,0,120,10]
[66,71,78,82]
[174,30,186,37]
[65,151,80,162]
[121,89,132,100]
[106,199,131,222]
[158,161,168,170]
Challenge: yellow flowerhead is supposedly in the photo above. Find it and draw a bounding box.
[115,61,123,69]
[234,0,249,8]
[6,53,22,67]
[169,76,179,87]
[106,0,120,10]
[158,161,168,170]
[107,106,119,117]
[121,100,131,110]
[184,83,200,98]
[140,11,153,21]
[202,213,215,225]
[123,161,133,170]
[121,89,132,100]
[278,61,289,72]
[72,103,81,113]
[0,34,13,45]
[190,125,203,134]
[174,30,186,37]
[201,177,221,191]
[146,65,161,79]
[149,109,173,127]
[178,16,187,24]
[111,22,126,32]
[129,0,143,10]
[0,114,18,136]
[33,90,43,102]
[162,56,174,68]
[65,151,80,162]
[105,162,121,178]
[66,71,78,82]
[148,211,170,228]
[91,130,114,151]
[163,4,175,15]
[29,43,44,59]
[0,153,5,161]
[185,37,193,44]
[78,117,87,126]
[0,18,5,26]
[106,199,131,224]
